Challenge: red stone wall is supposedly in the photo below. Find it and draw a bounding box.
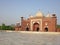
[42,17,57,32]
[21,19,30,31]
[16,15,57,32]
[57,28,60,32]
[15,26,21,31]
[15,27,21,31]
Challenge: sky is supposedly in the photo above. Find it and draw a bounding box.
[0,0,60,25]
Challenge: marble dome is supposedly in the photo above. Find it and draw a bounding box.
[36,11,43,17]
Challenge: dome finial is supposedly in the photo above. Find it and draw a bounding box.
[53,10,56,14]
[48,11,49,13]
[38,9,40,11]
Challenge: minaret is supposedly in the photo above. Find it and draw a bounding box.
[21,17,24,21]
[21,17,23,30]
[52,13,57,32]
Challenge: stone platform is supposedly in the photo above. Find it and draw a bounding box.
[0,31,60,45]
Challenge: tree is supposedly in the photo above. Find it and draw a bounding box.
[0,26,1,30]
[1,23,15,30]
[1,23,6,30]
[57,25,60,28]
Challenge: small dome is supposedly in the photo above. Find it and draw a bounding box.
[30,15,33,18]
[36,11,43,17]
[46,13,51,17]
[16,22,20,24]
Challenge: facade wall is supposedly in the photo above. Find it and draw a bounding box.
[15,12,58,32]
[20,16,57,32]
[21,19,30,31]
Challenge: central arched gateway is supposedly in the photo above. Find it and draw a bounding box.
[33,23,39,31]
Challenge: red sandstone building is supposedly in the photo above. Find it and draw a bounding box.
[15,11,58,32]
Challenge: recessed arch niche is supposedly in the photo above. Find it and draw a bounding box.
[33,22,39,31]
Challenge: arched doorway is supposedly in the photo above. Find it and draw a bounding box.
[45,27,48,32]
[33,23,39,31]
[26,27,29,31]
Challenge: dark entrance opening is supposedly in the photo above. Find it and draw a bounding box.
[45,27,48,32]
[33,23,39,31]
[26,27,29,31]
[36,27,39,31]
